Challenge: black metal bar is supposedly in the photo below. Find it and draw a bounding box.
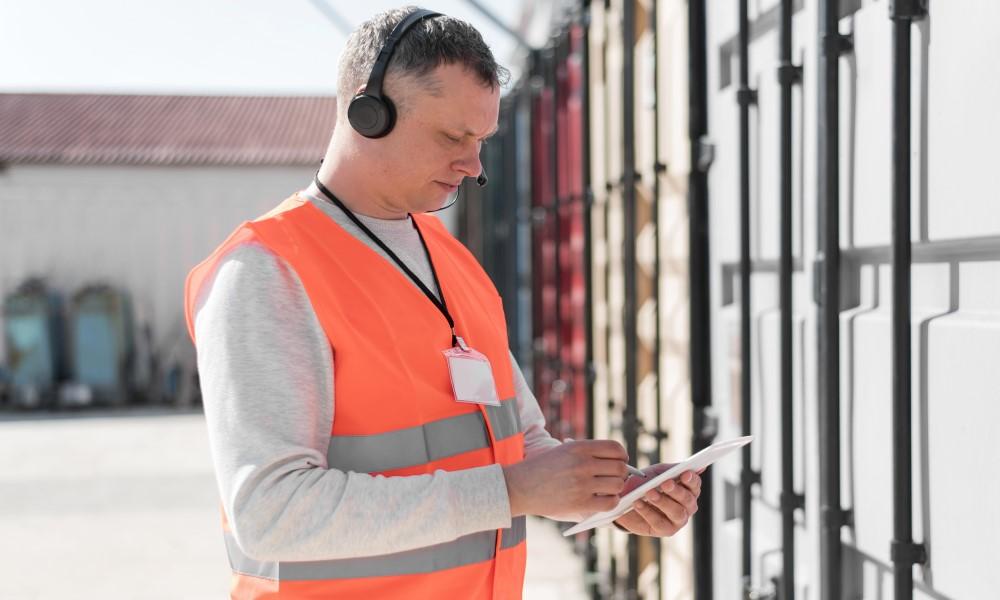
[580,5,600,596]
[778,1,801,598]
[529,48,544,393]
[817,1,852,599]
[550,39,564,432]
[891,15,914,598]
[622,0,641,595]
[580,0,594,449]
[737,0,757,595]
[503,101,519,342]
[651,0,664,591]
[650,0,662,464]
[518,76,536,374]
[688,1,715,598]
[889,2,928,599]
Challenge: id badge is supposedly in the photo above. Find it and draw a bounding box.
[443,337,500,407]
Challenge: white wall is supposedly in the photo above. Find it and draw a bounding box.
[0,164,315,366]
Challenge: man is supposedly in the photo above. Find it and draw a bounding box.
[185,7,702,599]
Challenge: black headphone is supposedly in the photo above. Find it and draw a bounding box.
[346,8,487,188]
[348,9,440,139]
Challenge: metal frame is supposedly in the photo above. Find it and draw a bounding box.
[777,1,805,597]
[578,3,601,597]
[889,2,929,599]
[621,0,641,594]
[736,1,760,595]
[650,0,665,592]
[688,1,716,598]
[817,2,854,599]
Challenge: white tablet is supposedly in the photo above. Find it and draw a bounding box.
[562,435,754,536]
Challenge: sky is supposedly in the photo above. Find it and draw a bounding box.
[0,0,529,96]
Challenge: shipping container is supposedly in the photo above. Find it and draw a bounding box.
[462,0,999,598]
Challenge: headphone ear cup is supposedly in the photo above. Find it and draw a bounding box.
[348,93,396,139]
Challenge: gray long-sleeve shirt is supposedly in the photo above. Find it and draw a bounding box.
[192,183,560,562]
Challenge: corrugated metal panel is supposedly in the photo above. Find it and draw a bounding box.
[708,1,1000,599]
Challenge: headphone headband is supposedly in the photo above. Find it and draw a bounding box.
[363,9,441,100]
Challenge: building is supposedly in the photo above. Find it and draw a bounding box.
[0,93,338,403]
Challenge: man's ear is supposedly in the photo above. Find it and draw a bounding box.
[354,85,367,97]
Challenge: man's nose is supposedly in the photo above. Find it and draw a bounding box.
[454,146,483,179]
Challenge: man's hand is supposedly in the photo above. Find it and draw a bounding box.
[502,440,629,518]
[612,464,703,537]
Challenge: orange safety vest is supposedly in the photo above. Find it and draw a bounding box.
[184,194,527,599]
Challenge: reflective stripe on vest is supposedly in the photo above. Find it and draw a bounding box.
[225,516,527,581]
[327,398,521,473]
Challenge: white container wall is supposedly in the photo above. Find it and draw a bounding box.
[707,1,1000,598]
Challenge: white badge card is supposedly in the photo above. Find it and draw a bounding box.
[443,346,501,406]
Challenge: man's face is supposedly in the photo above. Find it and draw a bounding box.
[370,63,501,214]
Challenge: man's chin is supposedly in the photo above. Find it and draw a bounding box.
[414,192,457,214]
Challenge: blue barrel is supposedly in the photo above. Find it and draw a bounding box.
[2,279,67,408]
[66,285,135,406]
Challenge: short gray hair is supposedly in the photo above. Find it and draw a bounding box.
[337,6,510,113]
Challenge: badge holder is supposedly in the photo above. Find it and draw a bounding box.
[442,336,500,407]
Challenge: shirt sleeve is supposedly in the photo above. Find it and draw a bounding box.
[508,351,561,457]
[192,242,512,562]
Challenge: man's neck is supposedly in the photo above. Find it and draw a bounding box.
[315,152,409,220]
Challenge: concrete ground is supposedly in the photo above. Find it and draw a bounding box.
[0,408,588,599]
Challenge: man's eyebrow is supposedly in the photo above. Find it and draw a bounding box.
[461,127,499,140]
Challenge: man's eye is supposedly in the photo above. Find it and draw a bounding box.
[445,134,461,143]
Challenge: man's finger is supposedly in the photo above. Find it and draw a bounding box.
[614,510,644,533]
[646,492,688,524]
[635,500,674,533]
[591,457,629,478]
[621,473,650,494]
[585,440,629,461]
[592,475,626,496]
[660,482,697,514]
[679,471,702,494]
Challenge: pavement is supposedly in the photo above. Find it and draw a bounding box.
[0,408,589,599]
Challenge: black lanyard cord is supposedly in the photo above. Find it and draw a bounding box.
[312,177,462,348]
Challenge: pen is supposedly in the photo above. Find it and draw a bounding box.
[626,464,647,478]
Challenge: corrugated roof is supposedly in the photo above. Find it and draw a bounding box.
[0,93,338,166]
